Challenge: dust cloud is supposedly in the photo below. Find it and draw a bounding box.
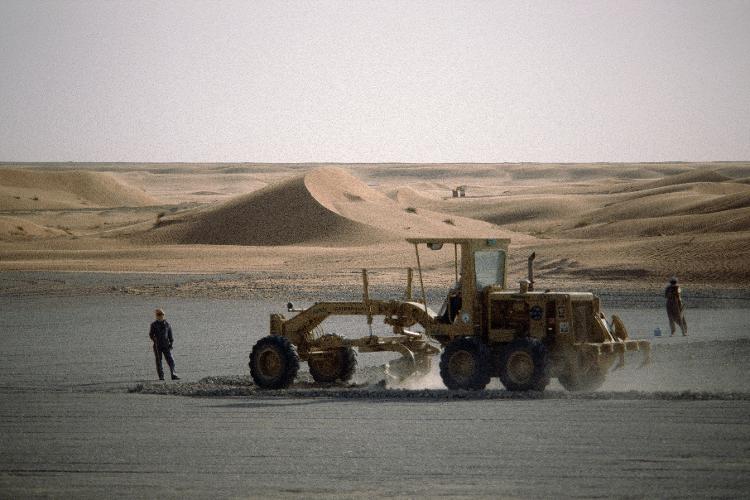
[131,338,749,400]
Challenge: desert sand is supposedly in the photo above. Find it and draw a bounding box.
[0,161,749,291]
[1,162,750,498]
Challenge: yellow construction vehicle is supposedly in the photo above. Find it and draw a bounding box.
[249,238,650,391]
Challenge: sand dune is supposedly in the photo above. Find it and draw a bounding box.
[503,163,696,183]
[383,167,750,242]
[679,191,750,215]
[387,186,444,209]
[714,164,750,179]
[139,167,514,247]
[443,196,595,229]
[0,169,157,209]
[567,208,750,239]
[563,180,750,234]
[530,231,750,284]
[0,216,66,240]
[139,172,393,246]
[618,169,732,192]
[585,190,741,223]
[614,181,750,203]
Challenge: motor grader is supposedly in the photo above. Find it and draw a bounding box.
[248,238,651,391]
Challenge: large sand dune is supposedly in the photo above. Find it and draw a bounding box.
[139,170,395,246]
[0,169,157,209]
[139,167,512,246]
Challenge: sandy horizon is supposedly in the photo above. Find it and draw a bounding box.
[1,161,749,293]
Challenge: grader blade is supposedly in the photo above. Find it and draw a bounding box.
[384,344,417,381]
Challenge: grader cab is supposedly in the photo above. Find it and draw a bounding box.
[248,238,650,391]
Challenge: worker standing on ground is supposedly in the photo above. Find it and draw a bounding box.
[664,277,688,336]
[149,308,180,380]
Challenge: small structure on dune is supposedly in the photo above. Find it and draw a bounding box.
[452,185,466,198]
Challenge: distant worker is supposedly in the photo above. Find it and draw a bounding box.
[149,308,180,380]
[664,277,688,336]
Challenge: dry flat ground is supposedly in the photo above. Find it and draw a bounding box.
[3,391,748,499]
[1,294,749,498]
[1,162,750,498]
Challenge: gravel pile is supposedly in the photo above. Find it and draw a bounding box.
[128,376,750,401]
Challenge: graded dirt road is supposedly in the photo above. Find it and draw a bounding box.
[1,291,749,498]
[2,391,749,498]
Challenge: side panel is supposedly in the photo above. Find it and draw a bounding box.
[572,301,593,342]
[486,295,542,343]
[487,294,575,344]
[555,298,573,343]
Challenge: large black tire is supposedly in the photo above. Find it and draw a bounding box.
[439,337,492,390]
[558,355,606,392]
[308,334,357,383]
[249,335,300,389]
[497,337,549,392]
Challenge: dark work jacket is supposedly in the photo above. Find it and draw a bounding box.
[664,285,683,315]
[149,320,173,350]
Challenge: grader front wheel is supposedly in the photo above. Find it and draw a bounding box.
[308,335,357,384]
[249,335,300,389]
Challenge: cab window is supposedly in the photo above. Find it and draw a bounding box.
[475,250,506,289]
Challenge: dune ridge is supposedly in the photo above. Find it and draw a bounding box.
[618,170,732,192]
[140,172,394,246]
[140,167,513,247]
[387,168,750,240]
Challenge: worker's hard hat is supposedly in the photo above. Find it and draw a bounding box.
[669,277,678,284]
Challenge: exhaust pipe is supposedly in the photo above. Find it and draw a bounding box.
[527,252,536,291]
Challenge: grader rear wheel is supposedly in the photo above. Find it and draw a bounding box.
[558,353,606,392]
[249,335,300,389]
[308,335,357,384]
[439,337,492,390]
[497,338,549,392]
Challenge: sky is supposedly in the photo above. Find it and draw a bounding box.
[0,0,749,163]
